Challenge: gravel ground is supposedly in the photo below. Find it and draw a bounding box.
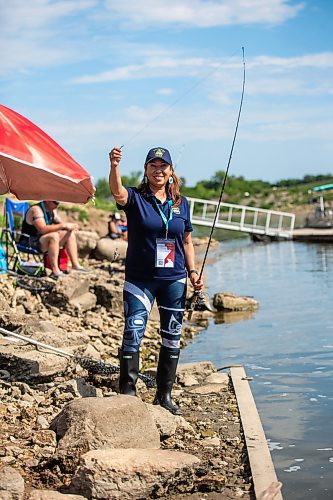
[0,263,254,499]
[0,374,254,498]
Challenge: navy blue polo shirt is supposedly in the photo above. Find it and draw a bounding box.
[118,187,193,281]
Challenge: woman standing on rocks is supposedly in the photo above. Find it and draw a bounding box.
[109,146,203,415]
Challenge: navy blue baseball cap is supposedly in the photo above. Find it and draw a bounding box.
[145,147,172,165]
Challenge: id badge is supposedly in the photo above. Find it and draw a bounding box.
[156,238,175,268]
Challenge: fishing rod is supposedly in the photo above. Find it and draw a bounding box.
[0,327,156,388]
[188,47,246,319]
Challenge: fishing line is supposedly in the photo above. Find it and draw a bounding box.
[120,48,240,150]
[174,143,186,169]
[189,47,246,317]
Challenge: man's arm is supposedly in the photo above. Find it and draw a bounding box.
[27,206,75,235]
[109,147,128,206]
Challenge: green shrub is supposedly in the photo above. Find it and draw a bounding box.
[94,197,118,212]
[260,202,274,209]
[67,205,89,221]
[78,210,89,221]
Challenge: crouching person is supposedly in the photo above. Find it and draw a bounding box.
[109,146,203,414]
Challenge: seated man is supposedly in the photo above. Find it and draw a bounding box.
[20,200,88,278]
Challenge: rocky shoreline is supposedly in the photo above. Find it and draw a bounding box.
[0,243,256,499]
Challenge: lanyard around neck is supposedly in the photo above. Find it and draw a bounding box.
[152,197,173,238]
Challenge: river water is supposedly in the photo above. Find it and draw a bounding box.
[182,238,333,500]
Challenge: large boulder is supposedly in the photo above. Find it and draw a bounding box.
[69,292,97,312]
[18,320,87,347]
[75,230,100,258]
[94,237,127,261]
[43,275,94,311]
[70,448,200,499]
[50,396,160,459]
[93,282,123,311]
[0,466,25,500]
[213,291,259,312]
[177,361,216,386]
[146,404,194,438]
[0,346,68,380]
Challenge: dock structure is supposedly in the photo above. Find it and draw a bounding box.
[187,197,295,239]
[291,227,333,243]
[230,366,283,499]
[188,197,333,242]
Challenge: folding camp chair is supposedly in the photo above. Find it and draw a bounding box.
[0,198,43,272]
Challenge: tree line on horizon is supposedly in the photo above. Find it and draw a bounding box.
[95,171,333,206]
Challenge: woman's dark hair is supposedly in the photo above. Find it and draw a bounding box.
[138,166,182,207]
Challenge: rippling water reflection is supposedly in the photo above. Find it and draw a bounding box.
[182,239,333,499]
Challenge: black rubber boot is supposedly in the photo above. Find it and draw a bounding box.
[153,346,181,415]
[119,350,139,396]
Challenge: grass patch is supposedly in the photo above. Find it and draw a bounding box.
[66,205,89,221]
[94,197,118,212]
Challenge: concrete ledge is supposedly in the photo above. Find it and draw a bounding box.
[230,366,283,500]
[292,227,333,242]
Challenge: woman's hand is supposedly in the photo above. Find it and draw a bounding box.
[189,272,204,292]
[108,147,128,205]
[109,147,122,169]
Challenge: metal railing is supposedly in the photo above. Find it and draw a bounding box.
[187,197,295,239]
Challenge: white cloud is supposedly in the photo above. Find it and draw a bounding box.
[249,119,333,142]
[251,52,333,70]
[104,0,304,27]
[70,56,209,84]
[0,0,97,75]
[156,88,174,96]
[72,52,333,86]
[0,1,306,78]
[70,51,333,100]
[0,36,82,77]
[40,95,333,183]
[46,99,333,153]
[1,0,96,31]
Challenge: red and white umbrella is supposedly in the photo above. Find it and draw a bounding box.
[0,104,95,203]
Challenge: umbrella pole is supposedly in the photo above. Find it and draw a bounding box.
[0,327,72,358]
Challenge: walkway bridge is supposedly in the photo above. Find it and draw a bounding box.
[187,197,295,239]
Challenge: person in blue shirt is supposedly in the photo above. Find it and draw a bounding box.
[109,146,203,415]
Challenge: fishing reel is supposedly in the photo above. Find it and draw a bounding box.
[187,291,208,320]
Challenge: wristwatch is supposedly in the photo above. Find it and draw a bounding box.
[188,269,199,277]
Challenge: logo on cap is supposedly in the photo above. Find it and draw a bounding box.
[154,148,165,158]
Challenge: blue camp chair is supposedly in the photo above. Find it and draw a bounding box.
[1,198,42,271]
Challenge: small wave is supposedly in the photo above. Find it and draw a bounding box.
[284,465,301,473]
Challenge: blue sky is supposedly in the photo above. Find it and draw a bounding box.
[1,0,333,188]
